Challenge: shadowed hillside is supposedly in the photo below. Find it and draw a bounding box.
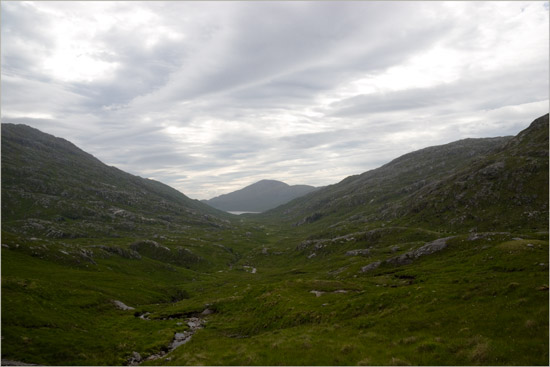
[264,114,548,235]
[1,124,230,239]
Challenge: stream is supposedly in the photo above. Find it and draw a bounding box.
[127,316,205,365]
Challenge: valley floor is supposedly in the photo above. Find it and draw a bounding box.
[1,222,548,366]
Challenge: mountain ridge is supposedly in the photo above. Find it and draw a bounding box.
[262,114,548,234]
[1,123,230,239]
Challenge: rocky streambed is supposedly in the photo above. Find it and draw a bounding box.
[115,300,214,366]
[127,316,205,365]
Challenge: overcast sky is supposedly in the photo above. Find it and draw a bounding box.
[1,1,548,199]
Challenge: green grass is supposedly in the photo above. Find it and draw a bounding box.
[3,225,547,365]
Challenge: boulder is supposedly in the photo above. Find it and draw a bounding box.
[361,261,382,272]
[310,290,325,297]
[127,351,141,366]
[113,300,134,310]
[387,237,453,265]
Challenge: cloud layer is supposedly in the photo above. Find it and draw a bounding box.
[2,1,548,199]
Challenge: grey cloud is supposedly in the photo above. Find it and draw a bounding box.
[136,2,446,108]
[204,133,272,160]
[1,116,57,128]
[84,124,169,146]
[1,2,56,77]
[1,2,53,45]
[81,128,192,173]
[1,75,90,118]
[330,66,549,118]
[1,1,548,199]
[280,130,360,150]
[157,11,454,124]
[129,152,196,167]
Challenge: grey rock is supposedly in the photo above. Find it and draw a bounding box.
[387,237,453,266]
[297,240,315,250]
[46,228,65,238]
[346,249,370,256]
[468,232,510,241]
[138,312,150,320]
[468,233,481,241]
[168,317,204,351]
[299,232,367,251]
[130,239,170,252]
[412,237,452,257]
[127,351,142,366]
[1,360,38,366]
[79,249,97,265]
[243,266,257,274]
[171,332,192,348]
[361,261,382,272]
[113,300,134,310]
[295,212,323,226]
[363,237,454,273]
[387,254,416,267]
[91,245,142,260]
[333,290,348,294]
[187,317,202,329]
[480,161,505,177]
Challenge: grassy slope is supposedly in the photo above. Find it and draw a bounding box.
[1,224,263,365]
[2,228,547,366]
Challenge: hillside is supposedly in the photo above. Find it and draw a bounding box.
[1,124,230,239]
[203,179,318,212]
[394,113,549,231]
[264,114,548,235]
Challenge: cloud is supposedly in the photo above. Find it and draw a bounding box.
[1,1,548,200]
[1,74,91,120]
[330,65,549,117]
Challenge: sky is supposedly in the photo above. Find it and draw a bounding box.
[1,1,549,200]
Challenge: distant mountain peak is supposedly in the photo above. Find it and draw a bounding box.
[204,180,318,213]
[252,179,289,187]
